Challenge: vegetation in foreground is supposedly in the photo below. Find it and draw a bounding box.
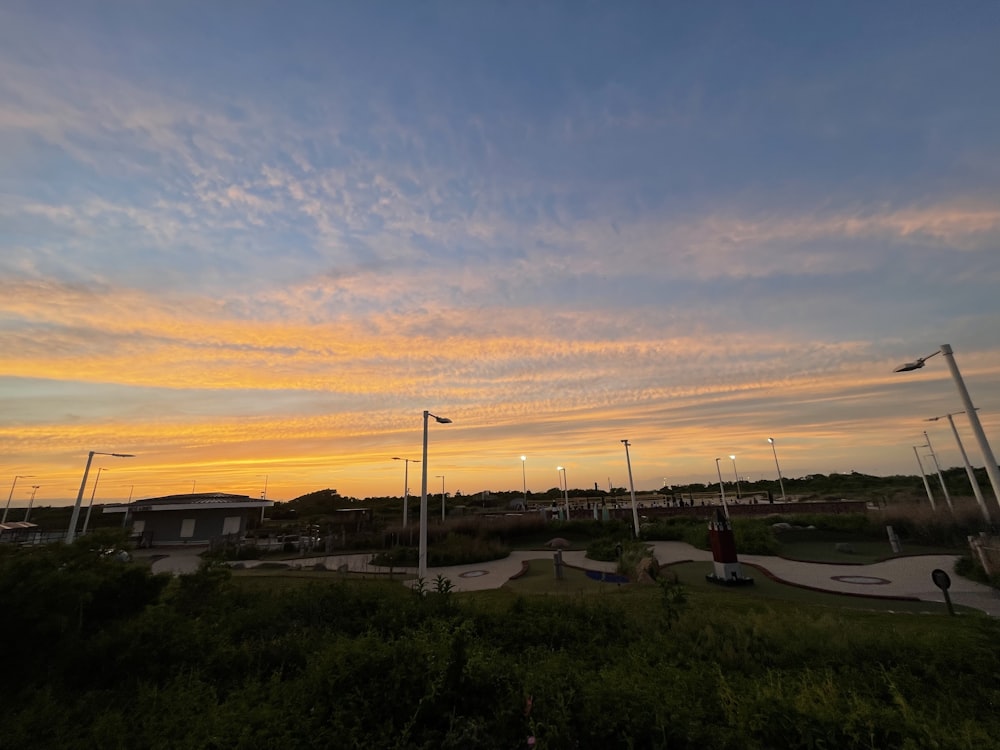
[2,530,999,749]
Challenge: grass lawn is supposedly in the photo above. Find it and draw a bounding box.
[775,529,962,563]
[501,558,627,594]
[480,557,976,617]
[667,560,975,615]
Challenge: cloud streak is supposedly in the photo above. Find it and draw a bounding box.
[2,2,999,501]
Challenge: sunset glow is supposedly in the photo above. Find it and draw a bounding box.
[2,2,999,506]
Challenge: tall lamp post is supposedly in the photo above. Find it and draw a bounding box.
[729,454,741,499]
[923,431,954,515]
[557,466,569,519]
[81,467,107,535]
[913,445,937,511]
[520,455,527,510]
[621,440,640,537]
[3,474,34,524]
[25,485,40,523]
[66,451,135,544]
[419,411,451,579]
[767,438,787,502]
[895,344,1000,510]
[927,412,991,523]
[393,457,420,528]
[715,458,731,519]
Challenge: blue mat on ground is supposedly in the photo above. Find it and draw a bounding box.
[584,570,630,584]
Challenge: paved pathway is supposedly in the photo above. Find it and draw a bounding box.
[146,542,1000,616]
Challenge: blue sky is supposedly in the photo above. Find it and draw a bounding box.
[2,1,999,504]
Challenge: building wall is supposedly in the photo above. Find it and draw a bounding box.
[131,508,251,545]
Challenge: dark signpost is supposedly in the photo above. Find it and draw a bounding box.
[931,568,955,616]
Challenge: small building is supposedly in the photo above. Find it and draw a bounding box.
[103,492,273,547]
[0,521,38,544]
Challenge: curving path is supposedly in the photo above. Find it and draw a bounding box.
[149,542,1000,616]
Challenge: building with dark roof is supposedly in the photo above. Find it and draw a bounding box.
[103,492,273,546]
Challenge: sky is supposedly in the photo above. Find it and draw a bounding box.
[2,1,1000,508]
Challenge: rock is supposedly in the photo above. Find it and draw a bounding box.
[634,556,660,584]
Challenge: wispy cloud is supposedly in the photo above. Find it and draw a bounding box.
[2,2,999,499]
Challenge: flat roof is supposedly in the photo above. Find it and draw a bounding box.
[103,492,274,514]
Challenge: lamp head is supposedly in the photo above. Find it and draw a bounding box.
[434,416,452,424]
[894,359,926,373]
[729,454,736,460]
[521,455,526,461]
[111,453,135,458]
[894,349,941,373]
[767,437,774,445]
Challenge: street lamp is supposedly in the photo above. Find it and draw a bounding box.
[923,431,954,515]
[767,438,787,502]
[25,485,40,523]
[81,467,107,535]
[927,412,991,523]
[66,451,135,544]
[419,411,451,579]
[3,474,34,524]
[520,455,527,509]
[729,454,741,499]
[895,344,1000,510]
[392,457,420,528]
[912,445,937,511]
[621,440,640,537]
[436,475,446,521]
[557,466,569,519]
[715,458,731,519]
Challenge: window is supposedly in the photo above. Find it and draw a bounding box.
[180,518,196,538]
[222,516,241,535]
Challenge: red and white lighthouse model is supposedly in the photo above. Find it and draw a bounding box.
[707,510,753,585]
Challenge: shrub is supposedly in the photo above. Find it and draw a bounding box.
[731,519,779,555]
[429,533,509,566]
[586,536,626,562]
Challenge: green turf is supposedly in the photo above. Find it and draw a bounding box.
[500,558,625,595]
[775,530,961,563]
[491,557,973,616]
[668,559,973,615]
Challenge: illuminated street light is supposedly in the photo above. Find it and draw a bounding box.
[81,467,107,535]
[392,457,421,528]
[729,454,741,499]
[3,474,34,524]
[912,446,937,511]
[621,440,640,537]
[895,344,1000,511]
[922,431,954,515]
[926,412,991,523]
[66,451,135,544]
[419,411,452,579]
[715,458,731,519]
[767,438,787,502]
[520,455,527,509]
